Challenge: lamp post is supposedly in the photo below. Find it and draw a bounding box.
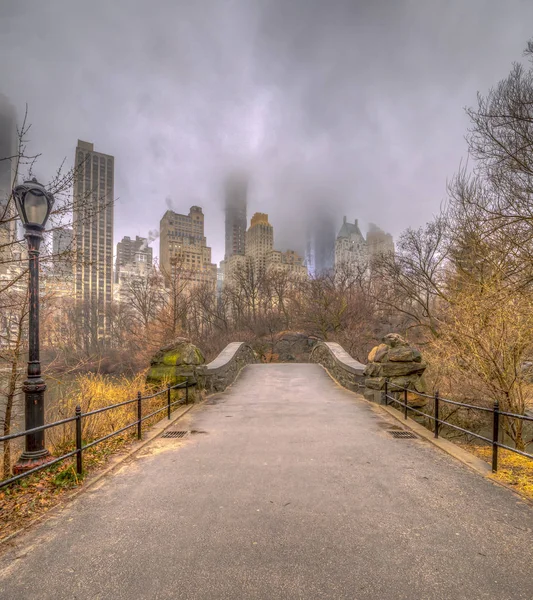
[12,178,55,473]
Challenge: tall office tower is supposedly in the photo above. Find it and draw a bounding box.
[224,173,247,260]
[305,207,336,277]
[245,212,274,274]
[73,140,114,345]
[115,235,152,283]
[366,223,394,262]
[0,96,18,276]
[159,206,217,289]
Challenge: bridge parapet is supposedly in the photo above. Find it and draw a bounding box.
[310,342,366,392]
[198,342,257,393]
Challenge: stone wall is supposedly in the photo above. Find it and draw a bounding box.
[198,342,258,393]
[310,342,366,391]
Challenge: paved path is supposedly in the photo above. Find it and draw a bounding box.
[1,364,532,599]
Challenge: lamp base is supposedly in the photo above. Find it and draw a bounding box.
[12,449,51,475]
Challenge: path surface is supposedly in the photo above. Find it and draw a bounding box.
[1,364,532,599]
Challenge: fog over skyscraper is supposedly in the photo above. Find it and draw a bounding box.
[224,173,247,260]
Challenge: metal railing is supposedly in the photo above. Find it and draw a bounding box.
[384,381,533,472]
[0,379,197,489]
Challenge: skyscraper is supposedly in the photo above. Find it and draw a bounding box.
[224,173,247,260]
[73,140,114,344]
[0,96,18,276]
[305,207,336,277]
[159,206,217,290]
[115,235,152,283]
[245,212,274,274]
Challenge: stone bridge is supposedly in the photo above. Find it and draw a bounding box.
[1,343,532,599]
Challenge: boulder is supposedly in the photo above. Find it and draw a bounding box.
[382,333,409,348]
[365,377,387,390]
[146,338,205,388]
[380,361,426,378]
[368,343,389,363]
[388,347,422,362]
[364,333,426,405]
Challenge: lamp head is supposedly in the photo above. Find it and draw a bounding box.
[12,178,55,230]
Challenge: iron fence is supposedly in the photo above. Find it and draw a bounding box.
[0,379,197,490]
[384,381,533,472]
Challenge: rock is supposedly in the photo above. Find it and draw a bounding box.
[380,361,427,377]
[388,347,422,362]
[365,377,386,390]
[147,340,205,387]
[363,362,382,377]
[382,333,409,348]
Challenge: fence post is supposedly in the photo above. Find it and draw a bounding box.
[434,391,439,439]
[75,405,83,475]
[167,383,171,419]
[404,388,408,419]
[384,380,388,406]
[185,380,189,405]
[137,391,142,440]
[492,400,500,473]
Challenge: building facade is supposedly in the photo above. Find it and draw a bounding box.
[224,212,307,285]
[0,96,18,276]
[335,217,394,278]
[159,206,217,290]
[73,140,114,343]
[115,235,152,283]
[245,213,274,274]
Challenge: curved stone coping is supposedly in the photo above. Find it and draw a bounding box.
[310,341,366,392]
[199,342,257,393]
[311,342,366,374]
[203,342,252,373]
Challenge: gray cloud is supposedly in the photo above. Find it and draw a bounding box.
[1,0,532,261]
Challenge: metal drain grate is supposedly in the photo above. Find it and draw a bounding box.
[388,430,417,439]
[161,430,189,439]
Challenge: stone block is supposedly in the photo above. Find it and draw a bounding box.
[380,361,426,377]
[365,377,386,390]
[388,347,422,362]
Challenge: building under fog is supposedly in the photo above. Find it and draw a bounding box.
[224,173,247,260]
[305,207,336,277]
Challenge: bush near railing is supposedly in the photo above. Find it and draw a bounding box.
[384,381,533,472]
[0,378,196,490]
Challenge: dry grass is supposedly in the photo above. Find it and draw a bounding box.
[0,371,187,542]
[456,442,533,500]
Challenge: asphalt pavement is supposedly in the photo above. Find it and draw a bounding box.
[0,363,532,599]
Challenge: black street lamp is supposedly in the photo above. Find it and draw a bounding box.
[12,178,55,473]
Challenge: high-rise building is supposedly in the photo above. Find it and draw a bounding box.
[224,212,307,284]
[224,173,247,260]
[335,217,394,278]
[73,140,114,343]
[115,235,152,283]
[245,212,274,274]
[335,217,367,274]
[159,206,217,289]
[305,206,336,277]
[366,223,394,261]
[0,96,18,276]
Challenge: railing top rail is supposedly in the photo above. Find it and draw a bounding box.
[387,382,532,420]
[0,380,197,444]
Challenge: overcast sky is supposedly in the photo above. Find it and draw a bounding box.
[1,0,532,263]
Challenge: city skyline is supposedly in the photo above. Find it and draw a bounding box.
[2,2,532,267]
